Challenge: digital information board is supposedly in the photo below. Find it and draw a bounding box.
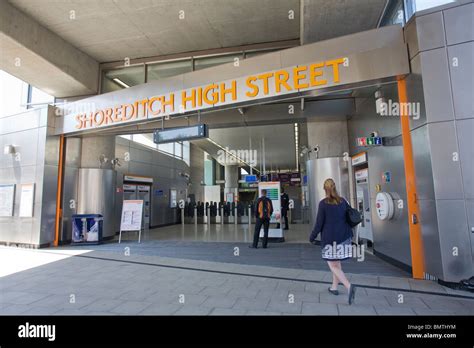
[154,124,208,144]
[258,182,284,239]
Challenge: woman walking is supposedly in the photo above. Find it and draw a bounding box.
[309,178,356,305]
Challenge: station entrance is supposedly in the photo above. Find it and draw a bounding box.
[51,25,431,279]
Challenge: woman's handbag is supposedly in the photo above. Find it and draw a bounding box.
[346,201,363,227]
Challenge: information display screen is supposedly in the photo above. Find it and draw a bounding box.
[153,124,208,144]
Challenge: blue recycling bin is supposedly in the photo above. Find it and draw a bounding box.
[71,214,103,245]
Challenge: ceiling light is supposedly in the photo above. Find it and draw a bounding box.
[113,78,130,88]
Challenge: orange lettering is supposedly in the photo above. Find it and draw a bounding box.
[181,89,196,109]
[93,110,104,126]
[293,66,309,89]
[274,70,292,93]
[75,114,84,129]
[203,84,218,105]
[122,103,136,121]
[148,97,162,116]
[113,106,121,122]
[326,58,344,83]
[162,93,175,113]
[104,108,113,124]
[309,63,327,86]
[257,72,273,95]
[220,80,237,103]
[246,76,259,97]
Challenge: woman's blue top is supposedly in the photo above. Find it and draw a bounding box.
[309,198,353,247]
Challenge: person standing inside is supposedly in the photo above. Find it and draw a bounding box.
[280,187,290,230]
[250,189,273,249]
[309,178,356,305]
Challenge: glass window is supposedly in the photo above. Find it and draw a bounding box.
[174,142,183,158]
[30,87,54,108]
[183,141,190,166]
[404,0,455,20]
[244,49,277,59]
[381,0,406,26]
[132,134,157,149]
[147,60,192,81]
[0,70,29,117]
[101,65,145,93]
[158,142,174,154]
[194,54,242,71]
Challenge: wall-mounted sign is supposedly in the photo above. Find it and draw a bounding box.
[382,171,391,183]
[170,189,177,208]
[154,189,164,196]
[375,192,394,220]
[0,184,15,217]
[226,192,234,203]
[245,175,258,183]
[351,152,367,166]
[59,57,348,134]
[154,124,208,144]
[355,168,369,181]
[124,175,153,183]
[290,173,301,186]
[357,137,383,146]
[19,183,35,217]
[279,174,290,183]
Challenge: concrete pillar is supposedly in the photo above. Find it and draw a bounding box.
[224,165,239,201]
[80,136,116,169]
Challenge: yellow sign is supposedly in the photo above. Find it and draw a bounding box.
[74,58,345,130]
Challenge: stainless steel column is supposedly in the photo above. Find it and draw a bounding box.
[306,157,349,228]
[77,168,116,238]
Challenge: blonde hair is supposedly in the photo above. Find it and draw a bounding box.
[323,178,342,205]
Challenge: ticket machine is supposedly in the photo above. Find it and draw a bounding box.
[355,168,373,242]
[137,185,151,229]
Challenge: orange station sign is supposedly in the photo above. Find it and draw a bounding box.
[73,58,346,131]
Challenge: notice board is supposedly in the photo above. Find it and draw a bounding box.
[19,183,35,217]
[120,200,143,231]
[0,184,15,217]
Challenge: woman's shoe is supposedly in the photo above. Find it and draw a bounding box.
[328,287,339,296]
[348,284,356,305]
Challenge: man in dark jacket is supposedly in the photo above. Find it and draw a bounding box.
[276,188,290,230]
[250,189,273,249]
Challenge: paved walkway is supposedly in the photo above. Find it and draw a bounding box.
[67,240,409,277]
[1,246,473,316]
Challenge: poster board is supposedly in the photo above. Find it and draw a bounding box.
[119,200,143,243]
[258,182,283,239]
[0,184,15,217]
[19,183,35,217]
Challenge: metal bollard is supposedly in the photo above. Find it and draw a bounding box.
[207,206,210,225]
[234,207,238,225]
[194,207,197,226]
[181,208,185,226]
[221,207,224,225]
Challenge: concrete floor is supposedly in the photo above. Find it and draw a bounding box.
[1,246,473,316]
[1,223,473,316]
